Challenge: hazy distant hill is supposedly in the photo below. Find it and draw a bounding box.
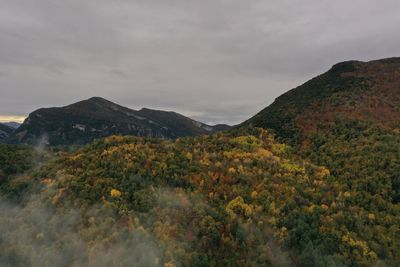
[2,122,21,129]
[0,123,14,143]
[12,97,230,145]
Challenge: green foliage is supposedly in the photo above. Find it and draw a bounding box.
[293,121,400,266]
[0,144,35,200]
[0,144,33,177]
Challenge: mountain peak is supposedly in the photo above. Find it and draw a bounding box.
[328,60,360,74]
[86,96,110,103]
[328,57,400,74]
[241,57,400,140]
[72,96,117,107]
[12,98,231,145]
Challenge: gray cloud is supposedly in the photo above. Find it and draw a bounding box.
[1,0,400,124]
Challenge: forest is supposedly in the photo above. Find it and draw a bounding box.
[0,126,399,266]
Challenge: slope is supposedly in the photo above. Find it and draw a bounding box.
[242,57,400,142]
[240,57,400,265]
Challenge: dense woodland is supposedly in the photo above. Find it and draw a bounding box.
[0,126,399,266]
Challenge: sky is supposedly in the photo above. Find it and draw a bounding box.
[1,0,400,125]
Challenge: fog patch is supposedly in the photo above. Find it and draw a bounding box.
[0,191,164,267]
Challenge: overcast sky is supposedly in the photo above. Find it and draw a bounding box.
[1,0,400,124]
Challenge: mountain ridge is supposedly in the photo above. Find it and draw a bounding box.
[241,57,400,141]
[11,97,231,145]
[1,122,21,129]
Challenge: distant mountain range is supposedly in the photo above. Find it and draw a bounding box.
[2,122,21,129]
[10,97,231,145]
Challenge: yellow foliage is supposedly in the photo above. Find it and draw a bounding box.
[251,191,258,199]
[164,262,176,267]
[231,136,261,147]
[101,146,120,156]
[271,143,288,154]
[69,153,83,161]
[237,165,245,174]
[341,234,377,260]
[307,204,316,213]
[279,226,288,239]
[316,167,331,179]
[226,196,253,218]
[110,189,122,198]
[254,148,273,159]
[282,162,305,174]
[185,152,193,161]
[214,161,222,168]
[245,205,253,217]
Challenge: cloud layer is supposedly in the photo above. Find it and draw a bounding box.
[1,0,400,124]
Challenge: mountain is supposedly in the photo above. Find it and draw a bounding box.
[242,57,400,142]
[239,57,400,264]
[2,58,400,266]
[2,122,21,129]
[0,123,14,143]
[12,97,231,145]
[241,57,400,199]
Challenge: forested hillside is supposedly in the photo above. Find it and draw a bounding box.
[242,58,400,141]
[1,129,399,266]
[239,58,400,266]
